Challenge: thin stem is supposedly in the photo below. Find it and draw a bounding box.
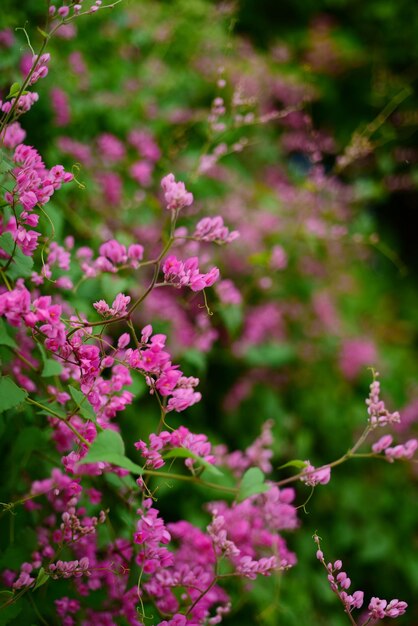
[276,425,375,488]
[185,576,218,616]
[26,398,90,447]
[142,468,238,495]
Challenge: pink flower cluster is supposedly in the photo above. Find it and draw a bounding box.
[93,292,131,317]
[134,498,173,574]
[128,129,161,162]
[214,420,274,477]
[207,486,298,577]
[300,461,331,486]
[26,53,50,85]
[32,237,74,288]
[1,121,26,149]
[1,92,39,115]
[315,537,407,621]
[163,255,220,291]
[51,87,71,126]
[193,216,239,244]
[366,377,401,427]
[368,597,408,619]
[134,426,216,470]
[339,338,377,381]
[372,434,418,462]
[48,557,90,579]
[5,143,72,227]
[126,324,202,412]
[97,132,126,163]
[161,173,193,211]
[76,239,144,277]
[135,514,229,623]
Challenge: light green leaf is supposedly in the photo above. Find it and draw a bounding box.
[69,385,96,421]
[0,232,34,279]
[0,376,28,413]
[33,567,49,590]
[279,459,308,470]
[7,82,20,99]
[244,343,295,368]
[164,447,223,477]
[41,358,62,378]
[237,467,270,502]
[78,429,143,475]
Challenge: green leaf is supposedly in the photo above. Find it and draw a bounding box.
[0,600,22,624]
[0,232,34,279]
[181,349,207,374]
[164,447,223,477]
[279,459,308,470]
[12,426,47,459]
[244,343,295,368]
[37,343,62,378]
[0,319,17,349]
[69,385,96,421]
[33,567,49,590]
[79,429,143,475]
[0,376,28,413]
[218,305,242,336]
[0,591,13,600]
[7,82,20,99]
[41,358,62,378]
[237,467,270,502]
[37,27,49,39]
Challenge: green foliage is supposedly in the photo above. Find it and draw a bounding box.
[237,467,269,501]
[0,233,34,279]
[79,429,143,475]
[0,377,27,413]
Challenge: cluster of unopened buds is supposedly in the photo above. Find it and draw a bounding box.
[0,92,39,115]
[135,426,215,470]
[366,376,401,427]
[76,239,144,277]
[208,96,227,132]
[125,324,202,412]
[192,216,239,244]
[372,434,418,462]
[93,292,131,318]
[49,0,104,18]
[48,557,90,579]
[314,535,407,622]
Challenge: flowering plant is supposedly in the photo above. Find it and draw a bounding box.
[0,1,417,624]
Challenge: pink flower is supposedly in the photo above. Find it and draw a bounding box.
[301,462,331,486]
[161,173,193,211]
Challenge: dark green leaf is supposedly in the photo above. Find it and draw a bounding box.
[0,600,22,624]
